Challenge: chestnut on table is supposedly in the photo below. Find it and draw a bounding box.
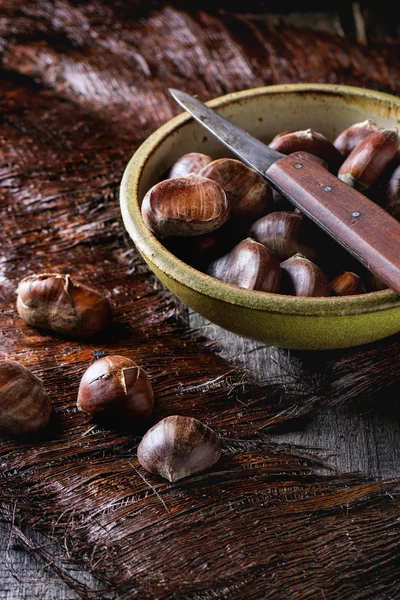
[77,355,155,424]
[0,361,52,436]
[9,270,222,487]
[137,415,221,482]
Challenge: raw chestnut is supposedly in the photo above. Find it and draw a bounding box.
[77,355,154,424]
[269,128,343,172]
[269,130,294,144]
[331,272,366,296]
[249,211,318,262]
[338,128,400,191]
[169,152,212,178]
[17,273,111,337]
[207,238,281,293]
[199,158,272,223]
[280,254,330,297]
[333,119,381,157]
[137,415,221,482]
[141,174,230,237]
[384,164,400,220]
[0,360,52,436]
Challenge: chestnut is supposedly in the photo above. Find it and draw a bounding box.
[199,158,272,223]
[249,211,318,263]
[269,128,343,173]
[137,415,221,482]
[338,128,400,191]
[207,238,281,293]
[269,130,294,144]
[168,152,212,178]
[384,164,400,220]
[17,273,111,338]
[280,254,330,297]
[0,360,52,436]
[330,272,366,296]
[77,355,154,424]
[333,119,381,157]
[141,175,230,237]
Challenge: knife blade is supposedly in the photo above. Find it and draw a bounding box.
[169,89,400,295]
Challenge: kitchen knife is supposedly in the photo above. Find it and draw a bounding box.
[169,89,400,295]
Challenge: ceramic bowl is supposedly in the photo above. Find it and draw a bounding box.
[120,84,400,350]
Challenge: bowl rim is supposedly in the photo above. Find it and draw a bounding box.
[120,83,400,317]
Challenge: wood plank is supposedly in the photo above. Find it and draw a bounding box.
[0,525,78,600]
[189,311,400,479]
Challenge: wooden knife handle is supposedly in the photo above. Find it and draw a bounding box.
[266,151,400,295]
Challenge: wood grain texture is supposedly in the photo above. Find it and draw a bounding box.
[190,313,400,479]
[1,2,400,598]
[0,523,99,600]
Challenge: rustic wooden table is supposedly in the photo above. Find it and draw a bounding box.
[2,335,400,599]
[1,3,400,599]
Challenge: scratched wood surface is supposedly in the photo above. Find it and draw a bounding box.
[1,3,400,599]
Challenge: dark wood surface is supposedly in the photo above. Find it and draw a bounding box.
[1,3,400,599]
[3,327,400,599]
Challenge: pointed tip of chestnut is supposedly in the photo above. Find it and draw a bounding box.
[207,238,281,293]
[137,415,221,482]
[338,128,400,191]
[141,175,230,237]
[338,171,365,191]
[334,119,381,157]
[199,158,272,222]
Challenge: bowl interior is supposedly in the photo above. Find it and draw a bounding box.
[122,84,400,318]
[138,85,400,204]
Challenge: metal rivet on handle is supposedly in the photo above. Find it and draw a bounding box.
[323,186,332,192]
[294,163,303,169]
[352,211,361,218]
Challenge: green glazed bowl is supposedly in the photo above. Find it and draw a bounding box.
[120,84,400,350]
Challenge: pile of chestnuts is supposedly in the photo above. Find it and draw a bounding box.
[142,121,400,297]
[0,272,221,483]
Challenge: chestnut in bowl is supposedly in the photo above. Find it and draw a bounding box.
[120,84,400,350]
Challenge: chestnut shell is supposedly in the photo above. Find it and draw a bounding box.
[137,415,221,482]
[280,254,330,297]
[207,238,281,293]
[77,355,154,424]
[17,273,111,338]
[0,360,52,436]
